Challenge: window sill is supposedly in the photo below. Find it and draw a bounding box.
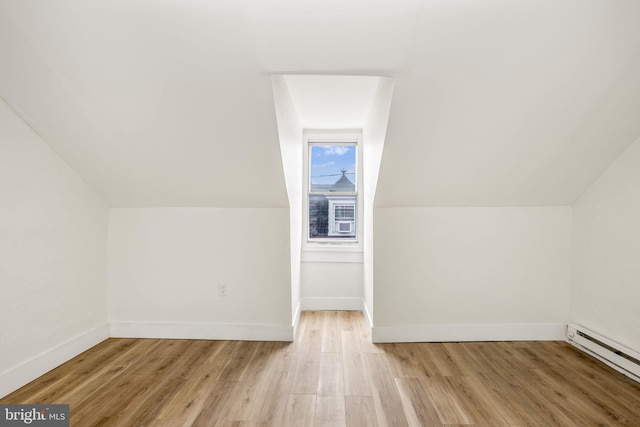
[301,245,363,263]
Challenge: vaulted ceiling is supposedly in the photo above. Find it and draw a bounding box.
[1,0,639,207]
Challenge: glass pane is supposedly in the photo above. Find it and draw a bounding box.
[310,145,356,192]
[309,195,357,240]
[309,195,329,238]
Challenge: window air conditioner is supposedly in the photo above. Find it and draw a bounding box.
[336,221,354,233]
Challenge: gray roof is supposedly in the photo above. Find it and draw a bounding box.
[310,170,355,192]
[331,172,355,192]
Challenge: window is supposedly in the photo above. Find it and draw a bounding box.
[307,138,359,242]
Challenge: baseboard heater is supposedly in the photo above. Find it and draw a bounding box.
[567,324,640,383]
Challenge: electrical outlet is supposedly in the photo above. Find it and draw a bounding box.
[218,283,228,297]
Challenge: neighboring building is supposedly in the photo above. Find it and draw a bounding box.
[309,170,356,239]
[329,171,356,192]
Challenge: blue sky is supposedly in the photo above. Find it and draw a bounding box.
[310,145,356,186]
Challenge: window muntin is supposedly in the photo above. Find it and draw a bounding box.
[308,143,357,241]
[335,205,355,220]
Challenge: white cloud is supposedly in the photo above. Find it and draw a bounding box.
[324,146,350,156]
[317,161,336,168]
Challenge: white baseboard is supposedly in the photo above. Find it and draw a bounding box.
[292,299,302,337]
[110,321,294,342]
[362,302,374,329]
[0,323,109,399]
[372,323,566,343]
[300,297,364,311]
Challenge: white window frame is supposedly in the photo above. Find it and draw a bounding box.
[303,130,363,251]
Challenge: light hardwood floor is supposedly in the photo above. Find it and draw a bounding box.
[2,311,640,426]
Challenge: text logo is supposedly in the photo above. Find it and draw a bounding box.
[0,405,69,426]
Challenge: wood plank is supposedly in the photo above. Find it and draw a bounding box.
[422,343,465,378]
[382,342,438,380]
[303,310,324,334]
[3,311,640,426]
[345,396,379,427]
[213,421,255,427]
[281,394,316,427]
[152,341,229,425]
[420,376,474,426]
[190,381,238,427]
[315,395,346,427]
[217,341,260,382]
[365,353,410,427]
[341,311,360,332]
[223,342,286,422]
[109,375,187,426]
[321,310,343,353]
[540,341,640,418]
[317,352,344,396]
[253,347,298,425]
[443,375,511,426]
[290,329,322,394]
[342,331,372,397]
[394,377,442,427]
[68,373,155,425]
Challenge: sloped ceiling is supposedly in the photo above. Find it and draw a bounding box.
[0,0,288,207]
[283,75,381,129]
[376,0,640,207]
[1,0,639,207]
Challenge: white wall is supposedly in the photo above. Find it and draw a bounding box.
[300,261,363,310]
[108,208,293,340]
[363,78,394,325]
[373,207,571,342]
[271,76,303,324]
[572,136,640,353]
[0,98,109,397]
